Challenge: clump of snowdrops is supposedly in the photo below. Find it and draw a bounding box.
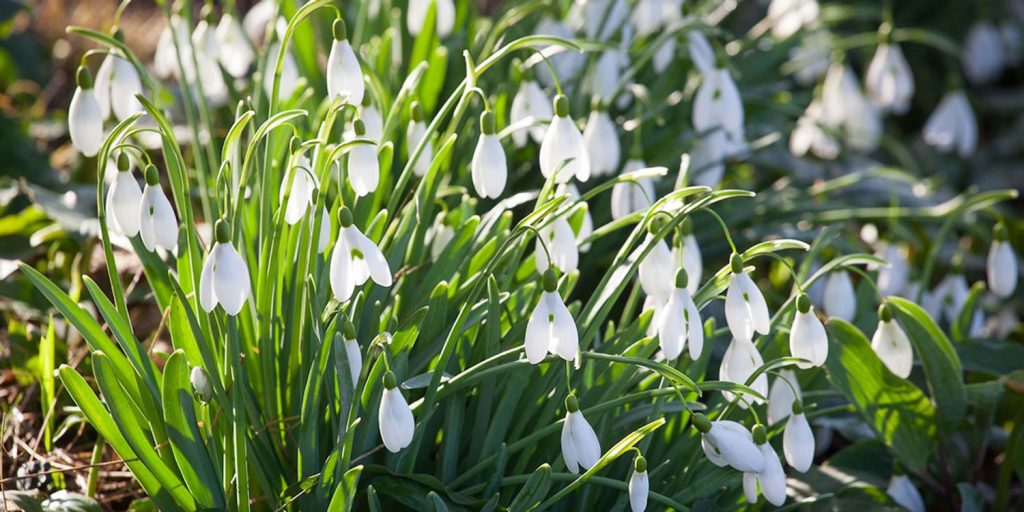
[26,0,1024,510]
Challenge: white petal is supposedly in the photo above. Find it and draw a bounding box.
[152,187,179,252]
[216,14,255,78]
[743,471,759,504]
[887,475,925,512]
[725,271,769,341]
[349,145,380,197]
[350,227,392,287]
[680,235,703,295]
[629,470,648,512]
[471,134,507,199]
[326,39,364,104]
[199,245,219,312]
[315,208,331,254]
[570,410,602,470]
[656,290,686,360]
[582,111,620,177]
[69,87,104,157]
[783,412,814,472]
[213,243,251,315]
[379,387,415,452]
[789,308,828,368]
[540,114,591,183]
[823,270,856,321]
[138,188,159,252]
[525,295,553,364]
[767,370,801,426]
[536,218,579,274]
[281,167,314,225]
[110,172,142,237]
[638,236,675,300]
[94,56,114,118]
[344,338,362,388]
[707,421,764,473]
[110,57,143,121]
[685,293,704,359]
[329,235,356,302]
[720,337,768,404]
[561,412,580,474]
[756,443,787,506]
[871,319,914,378]
[407,121,434,177]
[988,240,1017,298]
[549,292,579,362]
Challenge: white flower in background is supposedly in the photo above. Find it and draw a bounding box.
[199,220,252,315]
[540,95,591,183]
[693,68,745,146]
[638,233,676,301]
[743,429,787,506]
[988,224,1017,298]
[106,155,142,237]
[407,0,455,37]
[561,395,601,474]
[215,13,255,78]
[790,294,828,368]
[611,159,656,220]
[428,216,455,262]
[689,129,729,187]
[525,270,579,365]
[190,366,212,402]
[326,20,364,105]
[379,371,415,452]
[876,242,910,297]
[263,42,300,101]
[280,155,316,225]
[329,208,393,303]
[823,270,856,321]
[821,63,880,152]
[865,42,915,114]
[594,49,628,100]
[570,0,629,41]
[936,273,970,324]
[790,99,840,160]
[871,304,913,378]
[557,184,594,252]
[534,18,583,88]
[192,18,229,107]
[674,234,703,295]
[688,30,716,76]
[535,217,579,274]
[243,0,277,42]
[725,255,771,341]
[631,0,664,38]
[783,401,814,472]
[1000,21,1024,66]
[963,21,1006,85]
[629,455,649,512]
[788,31,831,85]
[653,269,703,360]
[472,112,507,199]
[348,120,380,197]
[68,67,103,157]
[694,414,765,473]
[359,96,384,141]
[721,337,769,404]
[652,38,677,74]
[767,0,820,39]
[340,321,362,388]
[767,369,801,426]
[887,474,925,512]
[510,78,552,147]
[96,53,143,122]
[583,107,621,178]
[138,165,178,253]
[153,15,193,81]
[313,207,331,254]
[407,101,434,177]
[923,91,977,157]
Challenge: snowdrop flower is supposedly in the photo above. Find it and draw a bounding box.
[788,31,831,85]
[694,414,765,473]
[594,49,628,101]
[638,232,676,301]
[936,273,970,324]
[821,63,880,152]
[510,77,552,147]
[923,91,977,157]
[556,183,593,252]
[154,16,190,81]
[190,366,212,402]
[963,21,1006,85]
[582,106,620,178]
[340,320,362,388]
[652,38,677,74]
[865,42,914,114]
[767,370,801,426]
[876,243,910,297]
[525,270,579,365]
[68,66,103,157]
[629,455,649,512]
[471,111,507,199]
[689,129,729,187]
[887,472,925,512]
[610,159,656,220]
[138,165,178,253]
[243,0,277,43]
[693,68,745,145]
[192,18,228,107]
[326,20,364,105]
[407,102,434,177]
[631,0,663,37]
[767,0,820,39]
[329,208,393,303]
[199,219,252,315]
[96,51,143,122]
[721,337,769,404]
[313,207,331,254]
[675,233,703,295]
[790,99,840,160]
[561,395,601,474]
[540,95,591,183]
[106,154,143,237]
[688,30,716,76]
[216,13,254,78]
[535,217,579,274]
[407,0,455,37]
[653,269,703,360]
[871,304,913,378]
[379,371,415,452]
[823,270,856,321]
[783,401,814,472]
[725,254,770,341]
[264,42,300,101]
[790,294,828,368]
[428,217,455,262]
[988,224,1017,298]
[571,0,629,41]
[280,154,317,225]
[742,426,787,506]
[348,120,380,197]
[360,95,384,142]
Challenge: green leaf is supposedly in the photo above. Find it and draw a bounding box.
[952,281,986,342]
[327,465,363,511]
[508,464,553,512]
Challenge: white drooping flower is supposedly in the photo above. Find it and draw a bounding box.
[887,474,925,512]
[871,306,913,378]
[510,79,552,147]
[689,129,729,187]
[407,102,434,177]
[535,217,579,274]
[936,273,970,324]
[191,19,229,107]
[675,234,703,295]
[471,112,507,199]
[557,183,594,253]
[790,294,828,368]
[264,42,301,101]
[348,121,380,197]
[821,63,880,152]
[280,155,317,225]
[631,0,663,37]
[695,415,765,473]
[407,0,455,37]
[313,207,331,254]
[788,31,831,85]
[379,372,415,453]
[767,369,801,426]
[610,159,656,220]
[199,220,252,315]
[138,165,178,253]
[540,95,591,184]
[725,255,771,341]
[876,242,911,297]
[988,225,1017,298]
[693,68,745,145]
[583,108,620,178]
[767,0,820,39]
[154,16,191,81]
[68,67,104,157]
[652,37,677,74]
[638,234,676,302]
[962,21,1006,86]
[743,438,787,506]
[329,208,393,303]
[359,97,384,142]
[190,366,212,402]
[594,49,628,101]
[525,270,579,365]
[96,54,143,122]
[215,13,255,78]
[242,0,277,43]
[106,156,143,237]
[428,216,455,262]
[923,91,977,158]
[865,42,915,114]
[339,321,362,388]
[688,30,716,76]
[561,395,602,474]
[790,99,840,160]
[720,337,769,405]
[823,270,856,322]
[326,20,364,105]
[534,17,584,89]
[628,455,649,512]
[653,269,703,360]
[783,403,814,472]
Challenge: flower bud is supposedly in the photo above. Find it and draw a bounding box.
[383,370,398,389]
[144,164,160,186]
[215,218,231,243]
[337,206,354,227]
[692,412,712,433]
[565,394,580,413]
[542,268,559,293]
[190,366,212,402]
[332,18,347,41]
[554,94,569,117]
